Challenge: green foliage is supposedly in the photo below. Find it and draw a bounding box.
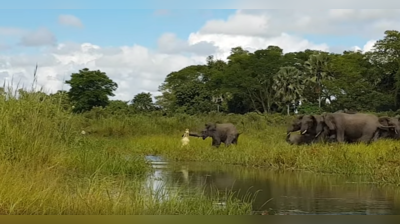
[0,84,254,215]
[151,30,400,115]
[65,68,118,113]
[131,92,155,112]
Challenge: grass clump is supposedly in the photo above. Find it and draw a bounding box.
[0,85,254,214]
[106,128,400,186]
[0,163,254,214]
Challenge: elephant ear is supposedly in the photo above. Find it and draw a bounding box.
[205,122,217,131]
[378,116,390,126]
[313,115,324,125]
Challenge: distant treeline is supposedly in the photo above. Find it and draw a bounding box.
[8,30,400,118]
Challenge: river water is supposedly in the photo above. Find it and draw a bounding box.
[144,155,400,215]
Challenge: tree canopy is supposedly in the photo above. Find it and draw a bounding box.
[24,30,400,117]
[65,68,118,113]
[152,30,400,115]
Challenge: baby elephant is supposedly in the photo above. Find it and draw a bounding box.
[184,122,240,147]
[286,133,336,145]
[286,133,315,145]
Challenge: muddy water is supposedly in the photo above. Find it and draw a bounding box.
[144,155,400,215]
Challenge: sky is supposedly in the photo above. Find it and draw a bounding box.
[1,6,400,102]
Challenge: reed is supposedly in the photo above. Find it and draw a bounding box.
[0,82,253,214]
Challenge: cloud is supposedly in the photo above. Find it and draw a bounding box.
[58,14,84,28]
[200,12,272,37]
[19,27,57,47]
[0,27,26,36]
[0,9,383,102]
[0,42,204,101]
[188,32,329,61]
[198,10,400,39]
[352,40,377,53]
[231,0,400,9]
[157,33,218,55]
[0,43,11,51]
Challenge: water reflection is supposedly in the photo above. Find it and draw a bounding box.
[144,156,400,215]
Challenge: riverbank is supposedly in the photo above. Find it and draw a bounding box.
[2,86,400,214]
[114,131,400,186]
[0,90,254,215]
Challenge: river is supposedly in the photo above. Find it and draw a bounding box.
[144,155,400,215]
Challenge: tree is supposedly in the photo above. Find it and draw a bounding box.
[222,46,284,113]
[273,66,306,115]
[370,30,400,108]
[156,65,215,114]
[304,53,334,108]
[65,68,118,113]
[131,92,155,112]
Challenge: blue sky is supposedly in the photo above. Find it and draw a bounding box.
[0,0,235,9]
[0,8,394,101]
[0,9,236,51]
[0,8,381,56]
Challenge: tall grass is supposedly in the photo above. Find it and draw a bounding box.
[77,109,400,186]
[0,83,254,214]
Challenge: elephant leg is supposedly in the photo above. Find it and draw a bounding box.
[232,138,238,145]
[336,128,345,143]
[358,134,374,144]
[371,130,381,142]
[212,138,221,148]
[225,135,236,146]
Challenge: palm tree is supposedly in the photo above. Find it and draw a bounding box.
[273,66,306,115]
[304,53,334,108]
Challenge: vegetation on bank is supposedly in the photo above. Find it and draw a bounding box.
[0,87,255,215]
[5,29,400,214]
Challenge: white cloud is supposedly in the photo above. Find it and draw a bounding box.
[157,33,217,55]
[188,33,329,60]
[0,42,204,101]
[352,40,377,53]
[0,9,385,103]
[200,9,400,39]
[19,27,57,47]
[0,27,26,36]
[58,14,84,28]
[200,12,271,36]
[231,0,400,9]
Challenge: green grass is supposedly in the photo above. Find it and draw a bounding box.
[120,133,400,186]
[0,163,254,214]
[0,85,254,215]
[3,82,400,214]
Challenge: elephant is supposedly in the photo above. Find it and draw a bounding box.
[322,112,395,144]
[335,109,357,114]
[185,122,240,147]
[286,115,334,143]
[376,116,400,139]
[286,133,316,145]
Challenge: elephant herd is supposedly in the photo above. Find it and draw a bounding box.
[183,110,400,148]
[286,110,400,145]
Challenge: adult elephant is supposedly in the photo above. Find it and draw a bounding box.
[335,109,357,114]
[186,122,240,147]
[286,115,333,143]
[322,112,395,144]
[377,116,400,139]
